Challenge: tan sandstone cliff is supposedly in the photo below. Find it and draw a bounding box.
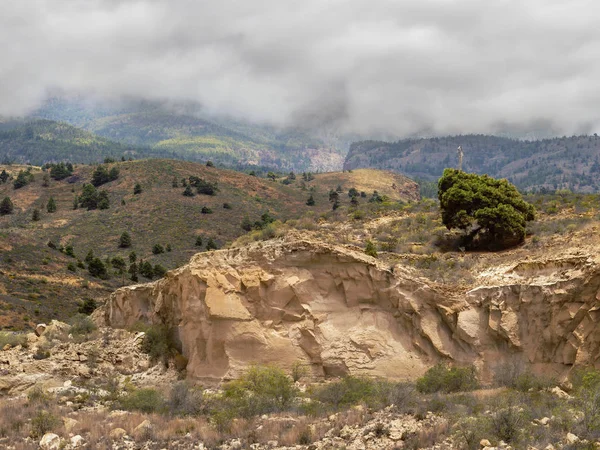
[103,237,600,383]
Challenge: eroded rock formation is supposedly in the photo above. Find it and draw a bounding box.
[104,238,600,383]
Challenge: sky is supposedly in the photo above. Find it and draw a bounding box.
[2,0,600,137]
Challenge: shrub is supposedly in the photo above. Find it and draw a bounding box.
[27,386,51,405]
[216,365,297,419]
[139,324,174,362]
[167,382,205,416]
[201,206,212,214]
[133,182,142,194]
[69,314,97,336]
[78,298,97,315]
[64,245,75,257]
[0,331,27,349]
[365,240,378,257]
[195,236,203,247]
[30,410,60,438]
[33,347,51,360]
[311,376,390,410]
[241,216,253,231]
[223,202,232,209]
[31,208,40,221]
[152,243,165,254]
[205,238,218,251]
[153,264,167,278]
[67,262,77,272]
[291,361,309,382]
[119,388,164,414]
[416,363,478,394]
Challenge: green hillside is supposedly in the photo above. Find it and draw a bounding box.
[0,119,167,165]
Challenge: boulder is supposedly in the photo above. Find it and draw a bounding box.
[109,428,127,440]
[70,435,85,448]
[39,433,60,450]
[35,323,47,337]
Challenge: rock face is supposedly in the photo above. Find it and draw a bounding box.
[104,238,600,383]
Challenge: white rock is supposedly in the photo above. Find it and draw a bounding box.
[35,324,47,337]
[70,435,85,448]
[39,433,61,450]
[550,386,572,399]
[566,433,579,444]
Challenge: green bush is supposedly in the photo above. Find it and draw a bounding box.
[211,365,298,424]
[153,264,167,278]
[27,386,51,405]
[0,331,27,349]
[30,410,60,438]
[416,363,478,394]
[119,388,164,413]
[69,314,97,336]
[138,324,175,362]
[310,376,399,410]
[365,240,378,257]
[152,243,165,254]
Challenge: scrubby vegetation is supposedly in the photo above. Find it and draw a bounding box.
[2,362,600,449]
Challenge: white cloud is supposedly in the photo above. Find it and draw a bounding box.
[2,0,599,136]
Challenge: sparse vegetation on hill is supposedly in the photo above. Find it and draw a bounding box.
[0,159,414,328]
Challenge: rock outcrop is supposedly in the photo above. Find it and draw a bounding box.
[104,238,600,383]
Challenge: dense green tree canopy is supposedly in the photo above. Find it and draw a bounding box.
[438,169,535,248]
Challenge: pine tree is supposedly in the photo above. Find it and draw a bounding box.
[306,194,315,206]
[119,232,132,248]
[0,197,14,215]
[195,236,203,247]
[206,238,218,251]
[32,208,40,221]
[46,197,57,213]
[129,262,139,282]
[133,183,142,195]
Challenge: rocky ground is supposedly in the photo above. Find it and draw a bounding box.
[1,319,599,449]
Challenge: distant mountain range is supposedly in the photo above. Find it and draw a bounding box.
[29,96,352,172]
[344,135,600,192]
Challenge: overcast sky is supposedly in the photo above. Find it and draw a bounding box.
[2,0,599,137]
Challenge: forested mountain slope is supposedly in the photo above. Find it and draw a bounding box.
[344,134,600,192]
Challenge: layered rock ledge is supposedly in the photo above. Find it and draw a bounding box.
[103,238,600,383]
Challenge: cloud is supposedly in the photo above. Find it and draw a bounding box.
[2,0,600,137]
